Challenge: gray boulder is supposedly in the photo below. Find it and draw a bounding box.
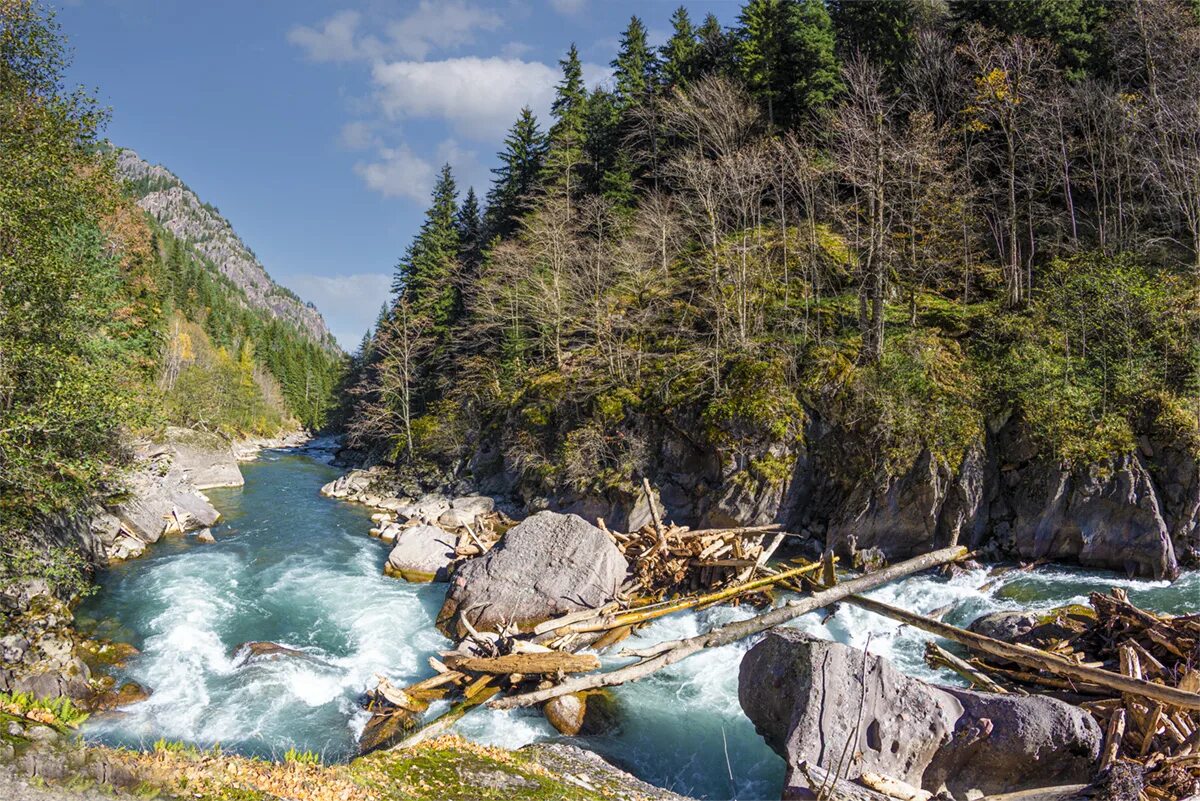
[109,459,220,549]
[437,511,627,639]
[386,525,457,582]
[165,427,243,489]
[739,629,1101,798]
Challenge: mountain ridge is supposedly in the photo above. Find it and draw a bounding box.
[115,148,339,352]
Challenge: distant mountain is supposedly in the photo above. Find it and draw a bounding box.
[115,149,339,352]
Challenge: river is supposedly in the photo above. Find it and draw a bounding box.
[76,449,1200,799]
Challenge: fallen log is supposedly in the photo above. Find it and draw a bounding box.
[923,641,1007,694]
[845,595,1200,711]
[442,651,601,675]
[858,771,932,801]
[556,560,827,636]
[491,546,969,710]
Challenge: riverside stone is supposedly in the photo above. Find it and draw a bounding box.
[739,629,1101,798]
[437,511,628,639]
[385,524,457,582]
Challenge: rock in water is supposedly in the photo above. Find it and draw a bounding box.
[543,691,619,737]
[436,511,628,638]
[385,524,457,582]
[739,629,1101,798]
[196,529,215,544]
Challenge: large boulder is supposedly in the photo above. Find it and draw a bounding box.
[164,427,243,489]
[739,629,1101,798]
[108,456,220,550]
[437,511,627,639]
[385,524,457,582]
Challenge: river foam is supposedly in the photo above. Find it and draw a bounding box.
[78,452,1198,798]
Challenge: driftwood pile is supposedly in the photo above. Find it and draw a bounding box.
[910,588,1200,800]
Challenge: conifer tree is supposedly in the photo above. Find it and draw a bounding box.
[828,0,916,89]
[694,13,738,79]
[394,164,460,336]
[546,44,588,207]
[660,7,699,88]
[611,16,658,110]
[485,107,548,238]
[737,0,842,128]
[456,187,484,275]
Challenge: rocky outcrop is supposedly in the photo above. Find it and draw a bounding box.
[384,525,458,582]
[437,511,628,639]
[115,149,337,350]
[0,589,93,702]
[739,629,1101,798]
[162,427,243,489]
[105,450,220,560]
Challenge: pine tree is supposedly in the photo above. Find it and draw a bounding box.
[660,6,699,88]
[394,164,460,336]
[485,107,548,238]
[546,44,588,206]
[611,16,658,111]
[737,0,842,128]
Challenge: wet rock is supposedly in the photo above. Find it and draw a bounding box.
[437,511,628,639]
[739,629,1101,797]
[195,529,216,544]
[231,641,330,668]
[358,709,419,754]
[543,691,619,737]
[385,524,457,582]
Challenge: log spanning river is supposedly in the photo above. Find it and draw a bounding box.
[75,450,1200,799]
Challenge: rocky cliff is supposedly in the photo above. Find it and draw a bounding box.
[114,149,338,351]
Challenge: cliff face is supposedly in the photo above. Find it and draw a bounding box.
[114,149,338,351]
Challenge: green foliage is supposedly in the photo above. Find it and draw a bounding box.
[1,691,90,729]
[486,108,548,239]
[395,165,460,338]
[283,747,321,766]
[806,331,983,476]
[0,544,94,600]
[660,7,699,87]
[611,16,658,109]
[703,356,805,446]
[982,254,1198,464]
[737,0,842,127]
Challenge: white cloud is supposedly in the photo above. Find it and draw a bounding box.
[501,41,534,59]
[387,0,503,60]
[287,10,363,63]
[549,0,586,16]
[354,144,436,202]
[289,2,502,64]
[371,55,608,141]
[288,272,393,350]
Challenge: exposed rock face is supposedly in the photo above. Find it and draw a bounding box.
[437,511,628,638]
[0,590,93,702]
[163,427,243,489]
[385,524,457,582]
[108,454,220,550]
[115,149,337,349]
[739,630,1101,798]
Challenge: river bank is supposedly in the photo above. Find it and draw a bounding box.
[59,449,1198,798]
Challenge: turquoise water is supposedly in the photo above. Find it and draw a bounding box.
[77,451,1199,799]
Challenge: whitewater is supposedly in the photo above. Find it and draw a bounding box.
[76,450,1200,800]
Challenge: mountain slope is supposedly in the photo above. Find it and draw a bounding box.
[116,148,338,352]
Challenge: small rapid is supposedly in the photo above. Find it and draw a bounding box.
[77,451,1200,800]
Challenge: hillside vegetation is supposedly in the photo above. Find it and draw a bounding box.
[345,1,1199,568]
[0,1,344,586]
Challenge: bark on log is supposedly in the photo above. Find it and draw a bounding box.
[490,546,969,710]
[845,595,1200,711]
[442,652,601,675]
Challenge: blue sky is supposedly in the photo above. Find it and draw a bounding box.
[54,0,740,350]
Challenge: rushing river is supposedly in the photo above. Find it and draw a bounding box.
[76,450,1200,799]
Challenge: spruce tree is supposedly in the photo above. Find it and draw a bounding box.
[546,44,588,205]
[737,0,841,128]
[485,107,548,238]
[611,16,658,110]
[456,187,484,274]
[694,13,738,79]
[828,0,916,89]
[660,7,699,88]
[394,164,460,336]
